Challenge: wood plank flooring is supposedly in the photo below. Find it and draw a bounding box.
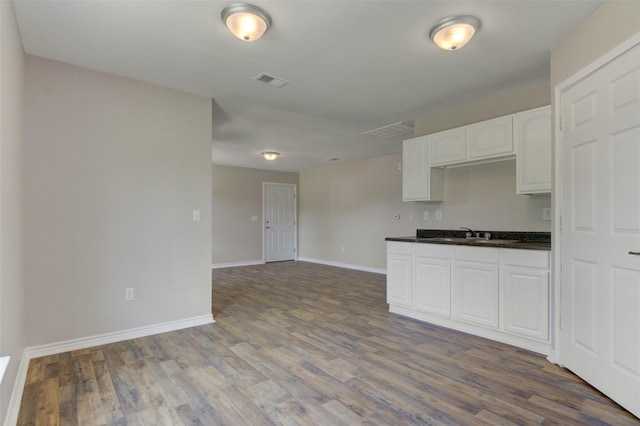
[17,261,640,425]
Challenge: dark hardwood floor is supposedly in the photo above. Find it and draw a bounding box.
[18,261,639,425]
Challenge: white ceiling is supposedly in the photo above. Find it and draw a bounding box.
[13,0,602,172]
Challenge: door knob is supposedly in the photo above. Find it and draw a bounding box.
[629,251,640,255]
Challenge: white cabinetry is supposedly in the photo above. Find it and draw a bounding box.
[402,136,444,202]
[452,246,500,329]
[386,242,551,354]
[467,115,514,161]
[502,249,549,341]
[429,127,466,166]
[386,242,412,307]
[413,244,451,317]
[515,106,552,194]
[428,116,514,168]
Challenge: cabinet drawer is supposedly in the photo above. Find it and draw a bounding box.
[502,249,549,269]
[387,241,412,255]
[454,246,499,264]
[415,243,451,259]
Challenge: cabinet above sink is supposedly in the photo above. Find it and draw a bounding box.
[402,105,551,202]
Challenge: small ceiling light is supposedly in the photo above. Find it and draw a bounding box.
[429,15,480,51]
[262,151,279,160]
[221,3,272,41]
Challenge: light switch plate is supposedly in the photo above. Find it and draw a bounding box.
[192,210,201,221]
[435,210,443,221]
[423,211,429,221]
[543,207,551,221]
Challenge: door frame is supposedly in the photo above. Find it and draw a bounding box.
[262,182,297,262]
[552,32,640,366]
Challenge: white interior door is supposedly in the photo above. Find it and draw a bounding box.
[559,41,640,418]
[264,183,296,262]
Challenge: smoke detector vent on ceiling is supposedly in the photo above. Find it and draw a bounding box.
[253,73,290,88]
[363,122,414,139]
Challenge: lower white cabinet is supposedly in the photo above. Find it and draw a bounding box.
[452,247,500,329]
[503,249,550,341]
[413,244,451,317]
[387,242,551,354]
[386,242,412,307]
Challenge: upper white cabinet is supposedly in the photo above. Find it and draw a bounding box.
[429,116,514,167]
[429,127,466,166]
[515,106,552,194]
[403,105,551,201]
[402,136,444,202]
[466,115,514,161]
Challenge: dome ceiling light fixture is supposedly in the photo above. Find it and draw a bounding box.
[262,151,279,160]
[221,3,272,41]
[429,15,481,51]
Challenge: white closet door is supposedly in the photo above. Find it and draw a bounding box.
[560,41,640,418]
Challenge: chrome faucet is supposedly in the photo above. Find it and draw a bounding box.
[460,226,491,240]
[460,227,475,238]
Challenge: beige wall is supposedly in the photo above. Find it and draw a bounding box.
[414,81,550,136]
[0,2,26,421]
[551,1,640,88]
[299,153,414,270]
[24,56,212,346]
[212,165,298,265]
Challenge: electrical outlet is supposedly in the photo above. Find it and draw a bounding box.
[435,210,443,221]
[251,216,258,222]
[341,246,345,253]
[543,207,552,221]
[125,288,134,301]
[423,211,429,221]
[192,210,201,221]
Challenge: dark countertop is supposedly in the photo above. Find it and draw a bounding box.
[386,230,551,251]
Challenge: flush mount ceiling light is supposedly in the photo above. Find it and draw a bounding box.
[221,3,272,41]
[429,15,481,51]
[262,151,279,160]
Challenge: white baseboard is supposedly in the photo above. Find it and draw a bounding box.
[4,352,33,426]
[296,257,386,275]
[25,314,214,360]
[212,260,264,269]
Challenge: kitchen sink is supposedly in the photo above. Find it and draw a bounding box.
[425,237,520,244]
[478,239,521,244]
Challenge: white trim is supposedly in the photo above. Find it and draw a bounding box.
[0,356,9,385]
[4,352,30,426]
[212,260,265,269]
[25,314,214,359]
[297,257,386,275]
[553,31,640,368]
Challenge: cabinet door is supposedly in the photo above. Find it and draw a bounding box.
[429,127,466,166]
[402,136,444,202]
[387,252,412,307]
[504,267,549,340]
[515,106,551,194]
[414,256,451,317]
[467,115,514,161]
[452,261,500,329]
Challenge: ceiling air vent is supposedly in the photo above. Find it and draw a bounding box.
[253,73,290,88]
[363,122,414,139]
